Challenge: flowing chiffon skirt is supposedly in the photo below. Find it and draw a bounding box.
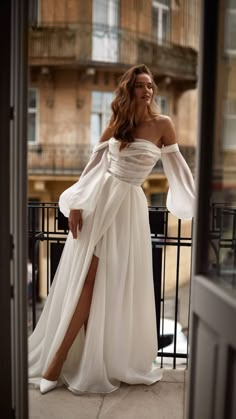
[28,171,162,394]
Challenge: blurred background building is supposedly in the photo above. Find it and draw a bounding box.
[28,0,199,205]
[212,3,236,204]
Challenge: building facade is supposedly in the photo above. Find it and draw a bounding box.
[212,2,236,204]
[28,0,199,205]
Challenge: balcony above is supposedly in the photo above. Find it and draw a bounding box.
[29,23,197,87]
[138,40,197,85]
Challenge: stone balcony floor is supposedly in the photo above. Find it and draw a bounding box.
[29,369,186,419]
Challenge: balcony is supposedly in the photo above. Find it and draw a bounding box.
[28,142,196,176]
[28,142,92,176]
[29,23,197,85]
[138,40,197,83]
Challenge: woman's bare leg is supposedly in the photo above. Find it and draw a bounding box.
[43,255,99,381]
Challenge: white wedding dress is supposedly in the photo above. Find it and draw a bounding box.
[28,138,195,394]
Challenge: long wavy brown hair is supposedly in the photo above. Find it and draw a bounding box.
[109,64,159,149]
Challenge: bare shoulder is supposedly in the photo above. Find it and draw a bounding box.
[153,115,177,146]
[99,125,114,142]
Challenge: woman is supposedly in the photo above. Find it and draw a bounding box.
[28,64,195,395]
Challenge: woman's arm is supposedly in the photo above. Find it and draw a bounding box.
[68,127,113,238]
[159,116,177,147]
[156,116,195,219]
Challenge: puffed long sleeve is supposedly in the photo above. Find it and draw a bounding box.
[161,143,195,220]
[59,141,109,217]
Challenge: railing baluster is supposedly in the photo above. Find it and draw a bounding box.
[173,219,181,369]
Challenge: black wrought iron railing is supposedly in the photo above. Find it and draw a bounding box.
[28,142,93,175]
[28,143,196,175]
[28,202,193,368]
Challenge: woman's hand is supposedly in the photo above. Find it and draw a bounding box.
[68,209,83,239]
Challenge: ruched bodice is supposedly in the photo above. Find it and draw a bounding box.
[59,137,194,220]
[108,138,161,186]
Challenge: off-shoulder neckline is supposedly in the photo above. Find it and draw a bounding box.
[110,137,160,150]
[131,138,178,151]
[134,138,161,150]
[109,137,178,152]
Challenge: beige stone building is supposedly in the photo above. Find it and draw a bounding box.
[212,3,236,203]
[28,0,199,206]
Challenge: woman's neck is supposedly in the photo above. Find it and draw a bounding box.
[134,107,150,125]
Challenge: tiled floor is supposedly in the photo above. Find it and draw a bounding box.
[29,369,185,419]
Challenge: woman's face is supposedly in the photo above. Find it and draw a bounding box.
[133,73,154,106]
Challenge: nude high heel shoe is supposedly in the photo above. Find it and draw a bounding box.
[40,378,58,394]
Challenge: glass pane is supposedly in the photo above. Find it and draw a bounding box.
[29,0,39,26]
[91,92,113,141]
[104,92,113,110]
[28,89,36,108]
[28,113,36,142]
[152,4,170,44]
[225,10,236,51]
[162,10,169,42]
[93,0,119,26]
[152,7,158,38]
[90,113,101,145]
[92,0,119,61]
[92,31,119,62]
[156,0,170,5]
[223,117,236,149]
[208,0,236,285]
[93,0,108,25]
[108,0,119,26]
[155,96,168,114]
[92,91,102,111]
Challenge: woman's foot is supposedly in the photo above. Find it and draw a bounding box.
[40,378,58,394]
[42,352,66,382]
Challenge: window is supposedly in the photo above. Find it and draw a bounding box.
[90,91,113,144]
[223,4,236,150]
[28,88,38,143]
[223,99,236,150]
[225,8,236,54]
[152,0,170,45]
[29,0,41,26]
[155,95,168,114]
[92,0,120,62]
